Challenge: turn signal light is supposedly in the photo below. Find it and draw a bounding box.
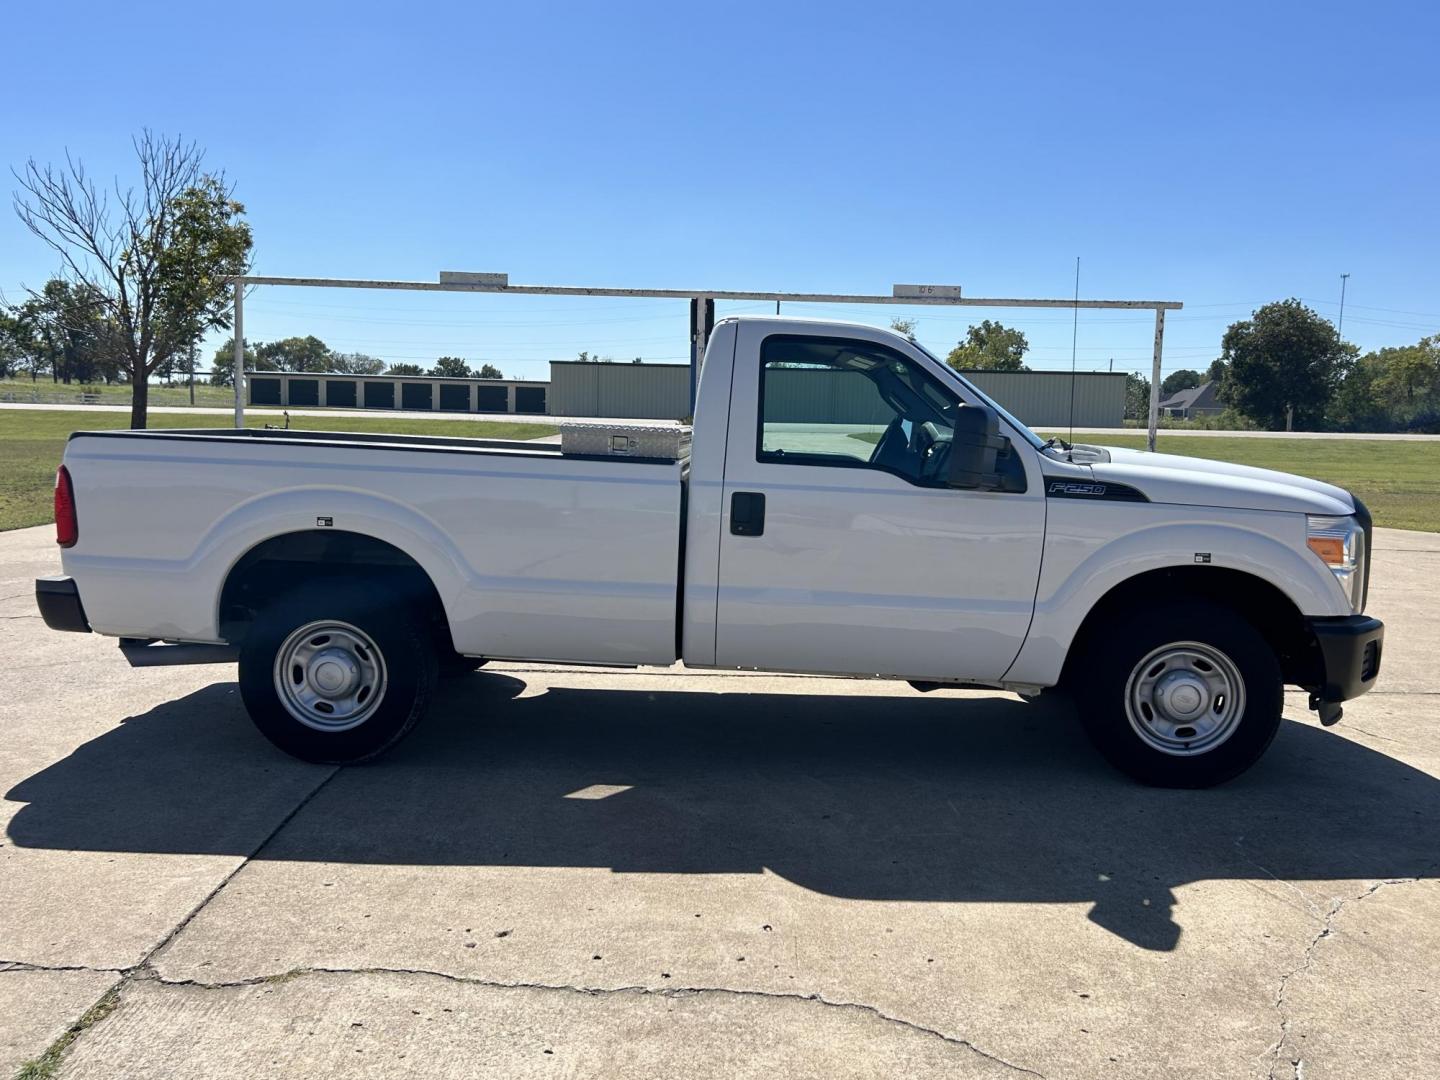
[54,465,78,548]
[1306,535,1344,566]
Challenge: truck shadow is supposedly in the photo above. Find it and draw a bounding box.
[7,673,1437,951]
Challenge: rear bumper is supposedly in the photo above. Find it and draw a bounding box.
[1308,614,1383,702]
[35,576,91,633]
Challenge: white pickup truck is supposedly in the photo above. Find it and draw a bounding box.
[36,316,1383,787]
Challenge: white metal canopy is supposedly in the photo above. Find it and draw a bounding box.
[230,274,1182,449]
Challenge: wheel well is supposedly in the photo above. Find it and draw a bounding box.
[1062,566,1322,689]
[219,530,451,648]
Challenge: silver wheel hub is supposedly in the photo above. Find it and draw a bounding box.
[1156,671,1208,718]
[273,621,387,732]
[1124,641,1245,757]
[309,648,360,695]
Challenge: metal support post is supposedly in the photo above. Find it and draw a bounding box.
[232,280,245,428]
[1147,308,1166,452]
[688,296,714,415]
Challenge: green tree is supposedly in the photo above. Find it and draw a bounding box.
[476,362,503,379]
[209,337,264,386]
[150,176,252,398]
[1124,372,1151,420]
[575,350,612,363]
[1161,369,1203,397]
[387,362,425,376]
[1219,300,1352,430]
[5,280,122,385]
[12,132,252,427]
[1330,352,1387,432]
[889,317,918,343]
[330,351,385,375]
[945,320,1029,371]
[432,355,472,378]
[0,306,47,380]
[256,335,331,372]
[1206,357,1228,398]
[1333,336,1440,432]
[0,319,16,379]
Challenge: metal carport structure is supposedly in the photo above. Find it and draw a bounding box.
[230,273,1182,449]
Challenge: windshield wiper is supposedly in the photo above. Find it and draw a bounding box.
[1042,436,1072,452]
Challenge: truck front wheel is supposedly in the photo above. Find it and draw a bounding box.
[1073,602,1282,787]
[239,584,437,764]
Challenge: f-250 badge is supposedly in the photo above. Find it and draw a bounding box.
[1047,481,1107,496]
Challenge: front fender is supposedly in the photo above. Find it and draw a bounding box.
[1003,510,1350,687]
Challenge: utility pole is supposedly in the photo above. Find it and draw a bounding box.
[1337,273,1350,338]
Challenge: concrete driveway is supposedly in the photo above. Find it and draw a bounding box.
[1,525,1435,1079]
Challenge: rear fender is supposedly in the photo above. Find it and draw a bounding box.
[206,488,469,636]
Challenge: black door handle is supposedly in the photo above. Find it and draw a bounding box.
[730,491,766,536]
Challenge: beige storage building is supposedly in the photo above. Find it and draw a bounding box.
[548,362,1125,427]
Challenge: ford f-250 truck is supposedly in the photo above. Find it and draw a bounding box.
[35,316,1383,787]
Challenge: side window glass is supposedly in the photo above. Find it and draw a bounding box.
[757,335,960,485]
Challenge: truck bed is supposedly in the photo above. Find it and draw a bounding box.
[89,425,689,463]
[60,427,686,666]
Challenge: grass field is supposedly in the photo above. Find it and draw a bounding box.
[6,410,1438,533]
[842,430,1439,531]
[1072,434,1440,532]
[0,378,237,409]
[0,409,557,532]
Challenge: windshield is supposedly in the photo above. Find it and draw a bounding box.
[911,342,1047,450]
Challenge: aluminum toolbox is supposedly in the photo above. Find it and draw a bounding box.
[560,423,692,462]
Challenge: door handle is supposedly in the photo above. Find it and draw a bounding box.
[730,491,766,536]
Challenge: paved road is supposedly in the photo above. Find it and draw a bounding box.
[1,525,1436,1078]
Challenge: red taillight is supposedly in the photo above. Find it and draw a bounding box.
[54,465,78,548]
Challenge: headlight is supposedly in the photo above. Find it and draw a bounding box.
[1307,514,1367,612]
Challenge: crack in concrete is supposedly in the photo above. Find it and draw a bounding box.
[141,765,341,967]
[1234,837,1326,921]
[1336,721,1400,743]
[147,964,1047,1077]
[8,765,340,1079]
[0,960,126,975]
[1262,873,1432,1080]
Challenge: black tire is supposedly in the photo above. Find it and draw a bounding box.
[239,581,437,764]
[1073,601,1282,788]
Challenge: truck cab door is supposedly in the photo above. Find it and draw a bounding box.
[712,324,1046,683]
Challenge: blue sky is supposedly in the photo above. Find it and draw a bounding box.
[4,0,1437,382]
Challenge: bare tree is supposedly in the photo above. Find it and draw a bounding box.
[12,132,251,427]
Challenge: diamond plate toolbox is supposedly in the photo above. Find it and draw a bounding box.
[560,423,692,461]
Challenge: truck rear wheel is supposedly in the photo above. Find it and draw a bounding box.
[239,584,437,764]
[1073,602,1282,787]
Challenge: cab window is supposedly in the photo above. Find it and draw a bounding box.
[757,335,960,486]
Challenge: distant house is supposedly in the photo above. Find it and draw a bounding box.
[1157,381,1223,419]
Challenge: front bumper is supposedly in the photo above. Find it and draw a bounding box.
[1308,614,1383,702]
[35,576,91,633]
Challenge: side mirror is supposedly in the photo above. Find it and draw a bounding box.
[948,403,1007,489]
